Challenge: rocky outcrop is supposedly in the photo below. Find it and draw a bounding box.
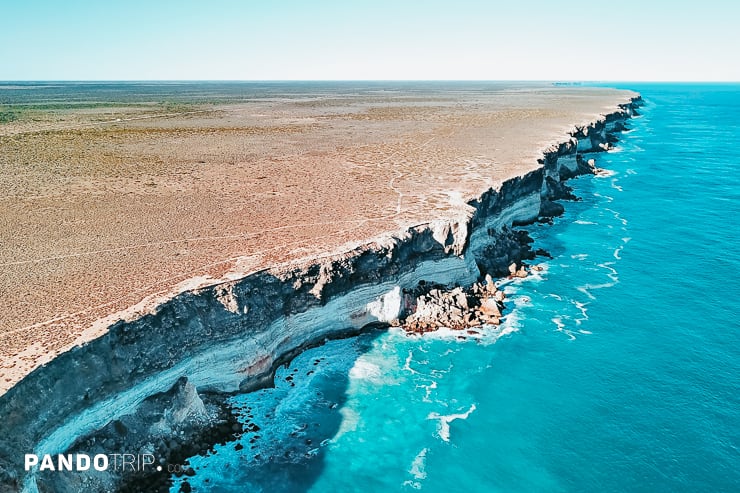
[0,96,642,493]
[401,274,506,333]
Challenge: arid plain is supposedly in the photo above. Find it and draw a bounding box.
[0,82,635,392]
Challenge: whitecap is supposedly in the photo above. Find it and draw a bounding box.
[334,407,360,439]
[598,262,619,282]
[573,301,590,326]
[577,282,616,300]
[492,299,525,338]
[574,220,597,225]
[576,286,596,300]
[409,448,428,480]
[306,447,320,457]
[604,208,628,226]
[419,326,477,341]
[421,380,438,403]
[416,321,517,345]
[349,359,382,381]
[485,319,520,343]
[430,364,453,379]
[613,246,623,260]
[427,404,476,442]
[403,350,417,375]
[593,192,614,203]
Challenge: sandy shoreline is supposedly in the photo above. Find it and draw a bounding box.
[0,83,636,393]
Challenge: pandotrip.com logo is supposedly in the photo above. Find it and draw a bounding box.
[25,453,164,473]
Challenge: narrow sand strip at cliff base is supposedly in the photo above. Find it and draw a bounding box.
[0,83,636,393]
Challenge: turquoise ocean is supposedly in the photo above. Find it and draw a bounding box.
[177,84,740,492]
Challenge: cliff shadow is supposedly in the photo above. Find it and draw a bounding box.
[173,329,383,493]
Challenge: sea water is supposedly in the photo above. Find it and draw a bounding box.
[176,84,740,492]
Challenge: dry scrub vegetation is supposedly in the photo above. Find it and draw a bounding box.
[0,84,633,391]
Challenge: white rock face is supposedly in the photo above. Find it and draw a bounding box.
[366,286,403,323]
[214,284,240,313]
[431,216,472,256]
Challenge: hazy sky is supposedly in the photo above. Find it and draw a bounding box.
[1,0,738,81]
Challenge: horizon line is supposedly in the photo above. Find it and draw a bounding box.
[1,79,740,84]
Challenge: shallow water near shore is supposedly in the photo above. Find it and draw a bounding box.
[175,84,740,492]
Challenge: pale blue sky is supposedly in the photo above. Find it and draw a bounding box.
[1,0,738,81]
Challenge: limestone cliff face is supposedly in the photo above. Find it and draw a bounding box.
[0,97,642,492]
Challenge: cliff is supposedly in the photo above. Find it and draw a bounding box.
[0,96,642,492]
